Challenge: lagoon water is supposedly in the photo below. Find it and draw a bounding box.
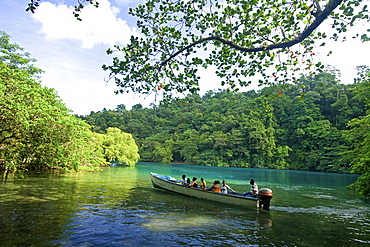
[0,162,369,246]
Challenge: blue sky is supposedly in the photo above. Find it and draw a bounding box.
[1,0,369,115]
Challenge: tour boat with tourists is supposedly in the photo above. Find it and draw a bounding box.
[150,172,273,210]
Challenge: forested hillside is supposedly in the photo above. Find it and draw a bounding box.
[79,67,369,176]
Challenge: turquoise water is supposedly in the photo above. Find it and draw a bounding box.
[0,162,369,246]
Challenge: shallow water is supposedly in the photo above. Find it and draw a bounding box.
[0,162,369,246]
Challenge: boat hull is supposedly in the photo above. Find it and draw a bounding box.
[150,173,259,208]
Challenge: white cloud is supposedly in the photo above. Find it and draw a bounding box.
[32,0,138,49]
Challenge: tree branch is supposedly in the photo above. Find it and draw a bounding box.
[159,0,342,69]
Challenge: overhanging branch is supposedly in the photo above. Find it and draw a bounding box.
[159,0,342,69]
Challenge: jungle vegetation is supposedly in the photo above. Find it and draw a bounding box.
[0,31,140,175]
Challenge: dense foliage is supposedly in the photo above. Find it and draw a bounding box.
[101,127,140,166]
[102,0,369,103]
[0,32,139,173]
[343,72,370,196]
[79,68,366,173]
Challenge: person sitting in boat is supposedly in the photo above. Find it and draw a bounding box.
[207,180,221,193]
[182,174,187,185]
[200,178,206,190]
[187,177,198,188]
[221,180,236,194]
[186,178,191,186]
[243,179,258,196]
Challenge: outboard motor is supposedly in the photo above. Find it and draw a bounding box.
[258,188,273,210]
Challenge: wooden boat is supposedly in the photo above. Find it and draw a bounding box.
[150,172,273,210]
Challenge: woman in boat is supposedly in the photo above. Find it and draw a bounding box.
[207,180,221,193]
[221,180,236,194]
[187,177,198,188]
[200,178,206,190]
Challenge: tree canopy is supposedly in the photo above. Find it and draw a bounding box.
[0,31,140,173]
[344,73,370,196]
[101,127,140,166]
[101,0,369,102]
[0,31,43,76]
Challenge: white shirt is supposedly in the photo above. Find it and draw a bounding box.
[221,184,234,194]
[251,183,258,193]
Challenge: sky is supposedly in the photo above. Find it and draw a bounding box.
[1,0,369,115]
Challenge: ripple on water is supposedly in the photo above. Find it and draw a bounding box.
[272,205,370,218]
